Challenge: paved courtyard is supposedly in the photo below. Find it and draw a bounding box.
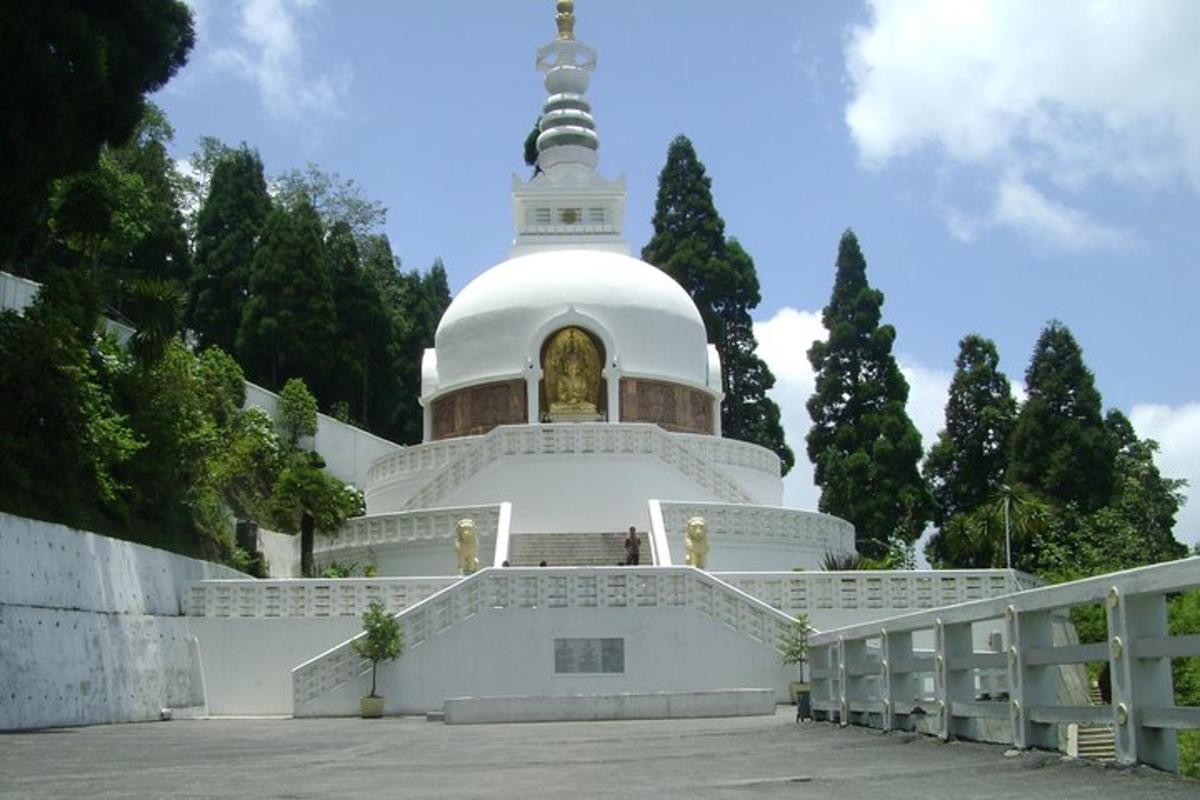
[0,708,1195,799]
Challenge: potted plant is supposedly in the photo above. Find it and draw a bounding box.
[779,613,812,718]
[352,600,404,718]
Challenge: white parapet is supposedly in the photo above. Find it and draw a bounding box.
[442,689,775,724]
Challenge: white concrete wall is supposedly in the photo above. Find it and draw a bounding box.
[0,269,39,313]
[295,603,794,716]
[187,618,361,715]
[243,382,401,490]
[442,689,775,724]
[0,513,243,730]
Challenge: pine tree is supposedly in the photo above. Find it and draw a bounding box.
[806,230,930,558]
[924,335,1017,524]
[237,198,338,393]
[643,135,792,472]
[1008,321,1114,512]
[186,147,271,353]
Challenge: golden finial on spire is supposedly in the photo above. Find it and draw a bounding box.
[555,0,575,40]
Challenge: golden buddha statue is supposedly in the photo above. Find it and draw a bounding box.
[544,326,602,417]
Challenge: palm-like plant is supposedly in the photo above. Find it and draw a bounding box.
[125,278,181,367]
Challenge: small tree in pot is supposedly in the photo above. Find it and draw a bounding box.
[779,613,812,718]
[352,600,403,718]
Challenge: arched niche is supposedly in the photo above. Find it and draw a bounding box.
[539,325,607,422]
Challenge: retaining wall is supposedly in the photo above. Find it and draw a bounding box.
[0,513,242,730]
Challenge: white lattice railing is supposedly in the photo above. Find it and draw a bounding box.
[669,432,781,477]
[366,436,482,488]
[712,570,1031,620]
[399,424,753,512]
[808,556,1200,773]
[291,566,796,711]
[183,577,460,618]
[657,501,856,556]
[316,503,507,557]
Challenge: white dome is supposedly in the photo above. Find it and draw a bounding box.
[433,249,711,392]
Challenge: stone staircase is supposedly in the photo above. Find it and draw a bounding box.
[507,532,652,567]
[1074,685,1116,762]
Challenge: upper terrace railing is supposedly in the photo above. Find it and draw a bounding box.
[366,428,781,491]
[712,570,1031,621]
[291,566,796,711]
[809,556,1200,772]
[315,503,508,558]
[184,577,459,618]
[400,424,753,511]
[656,501,856,562]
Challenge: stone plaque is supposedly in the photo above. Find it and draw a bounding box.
[554,638,625,674]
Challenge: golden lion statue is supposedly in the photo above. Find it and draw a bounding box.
[684,515,709,569]
[455,518,479,574]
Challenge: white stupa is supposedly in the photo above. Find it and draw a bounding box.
[318,1,855,576]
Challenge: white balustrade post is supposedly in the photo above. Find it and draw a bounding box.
[840,636,869,726]
[1106,587,1178,771]
[940,620,975,740]
[811,643,836,723]
[1005,606,1056,750]
[881,628,917,732]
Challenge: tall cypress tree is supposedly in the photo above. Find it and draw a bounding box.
[237,198,338,394]
[806,230,930,558]
[922,334,1017,567]
[642,135,792,472]
[186,147,270,353]
[1008,321,1114,512]
[924,334,1017,523]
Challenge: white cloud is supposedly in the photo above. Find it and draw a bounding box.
[1130,403,1200,548]
[208,0,351,122]
[844,0,1200,248]
[754,307,951,512]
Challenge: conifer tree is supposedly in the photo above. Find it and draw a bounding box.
[237,198,338,393]
[806,230,930,557]
[186,147,270,353]
[1008,321,1114,512]
[643,135,792,472]
[328,221,391,424]
[924,334,1017,523]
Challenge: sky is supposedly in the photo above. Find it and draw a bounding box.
[157,0,1200,549]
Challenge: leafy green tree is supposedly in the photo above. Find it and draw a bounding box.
[46,149,152,273]
[237,198,338,391]
[0,0,194,263]
[806,230,931,558]
[352,600,404,699]
[0,272,143,521]
[1008,321,1115,512]
[263,451,362,536]
[643,136,792,471]
[186,146,271,354]
[277,378,319,446]
[273,164,386,245]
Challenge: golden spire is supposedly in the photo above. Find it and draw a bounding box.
[555,0,575,40]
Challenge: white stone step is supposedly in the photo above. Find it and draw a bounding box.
[507,532,651,567]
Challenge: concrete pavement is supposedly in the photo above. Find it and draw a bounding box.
[0,708,1195,799]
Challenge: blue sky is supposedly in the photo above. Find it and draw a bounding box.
[157,1,1200,547]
